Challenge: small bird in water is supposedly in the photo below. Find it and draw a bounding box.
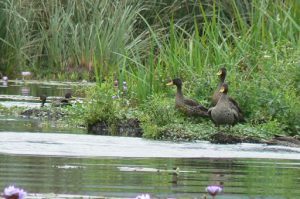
[167,78,208,117]
[208,83,245,126]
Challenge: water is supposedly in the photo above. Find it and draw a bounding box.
[1,81,300,198]
[0,116,86,134]
[0,154,299,199]
[0,80,77,97]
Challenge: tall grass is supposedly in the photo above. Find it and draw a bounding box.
[0,0,299,133]
[121,0,300,133]
[0,0,148,80]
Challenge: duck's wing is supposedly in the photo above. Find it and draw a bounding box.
[185,104,209,117]
[195,104,209,112]
[207,107,213,116]
[183,98,200,106]
[229,97,242,113]
[229,97,246,122]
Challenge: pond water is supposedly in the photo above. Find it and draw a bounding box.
[1,81,300,199]
[1,154,300,199]
[0,80,78,97]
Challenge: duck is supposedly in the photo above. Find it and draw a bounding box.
[60,92,72,104]
[166,78,208,117]
[39,92,72,107]
[40,94,47,107]
[212,67,227,106]
[208,83,245,126]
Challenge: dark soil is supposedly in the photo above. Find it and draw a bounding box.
[209,131,262,144]
[88,118,142,137]
[265,135,300,148]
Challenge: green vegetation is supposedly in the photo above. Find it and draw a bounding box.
[0,0,299,140]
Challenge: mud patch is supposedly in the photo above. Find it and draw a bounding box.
[265,135,300,148]
[88,118,142,137]
[210,131,261,144]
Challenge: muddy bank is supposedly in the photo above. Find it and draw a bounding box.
[88,119,142,137]
[88,120,300,148]
[2,105,299,148]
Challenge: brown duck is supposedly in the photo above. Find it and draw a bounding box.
[212,67,227,106]
[167,78,208,117]
[208,83,245,126]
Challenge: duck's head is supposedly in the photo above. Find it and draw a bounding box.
[219,83,228,94]
[166,78,182,87]
[65,92,72,99]
[217,67,227,81]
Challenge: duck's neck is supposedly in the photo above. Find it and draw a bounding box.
[218,92,228,104]
[176,85,184,99]
[218,75,226,87]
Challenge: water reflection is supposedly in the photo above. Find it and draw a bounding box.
[0,116,86,134]
[0,81,79,98]
[1,81,8,87]
[21,86,30,96]
[0,155,299,198]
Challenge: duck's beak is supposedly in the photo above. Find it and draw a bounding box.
[219,87,225,93]
[166,81,174,86]
[217,70,222,76]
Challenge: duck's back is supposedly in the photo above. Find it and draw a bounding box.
[211,95,238,125]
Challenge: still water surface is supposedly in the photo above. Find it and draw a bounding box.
[0,80,77,97]
[1,154,300,199]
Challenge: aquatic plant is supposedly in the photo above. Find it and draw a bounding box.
[2,185,27,199]
[206,185,223,198]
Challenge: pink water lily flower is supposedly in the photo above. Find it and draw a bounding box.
[135,193,151,199]
[3,185,27,199]
[206,185,222,198]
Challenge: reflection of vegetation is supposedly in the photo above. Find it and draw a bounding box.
[241,160,297,198]
[0,155,299,197]
[0,0,299,138]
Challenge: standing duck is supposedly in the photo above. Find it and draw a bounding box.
[212,67,227,106]
[166,78,208,117]
[40,94,47,107]
[208,83,245,126]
